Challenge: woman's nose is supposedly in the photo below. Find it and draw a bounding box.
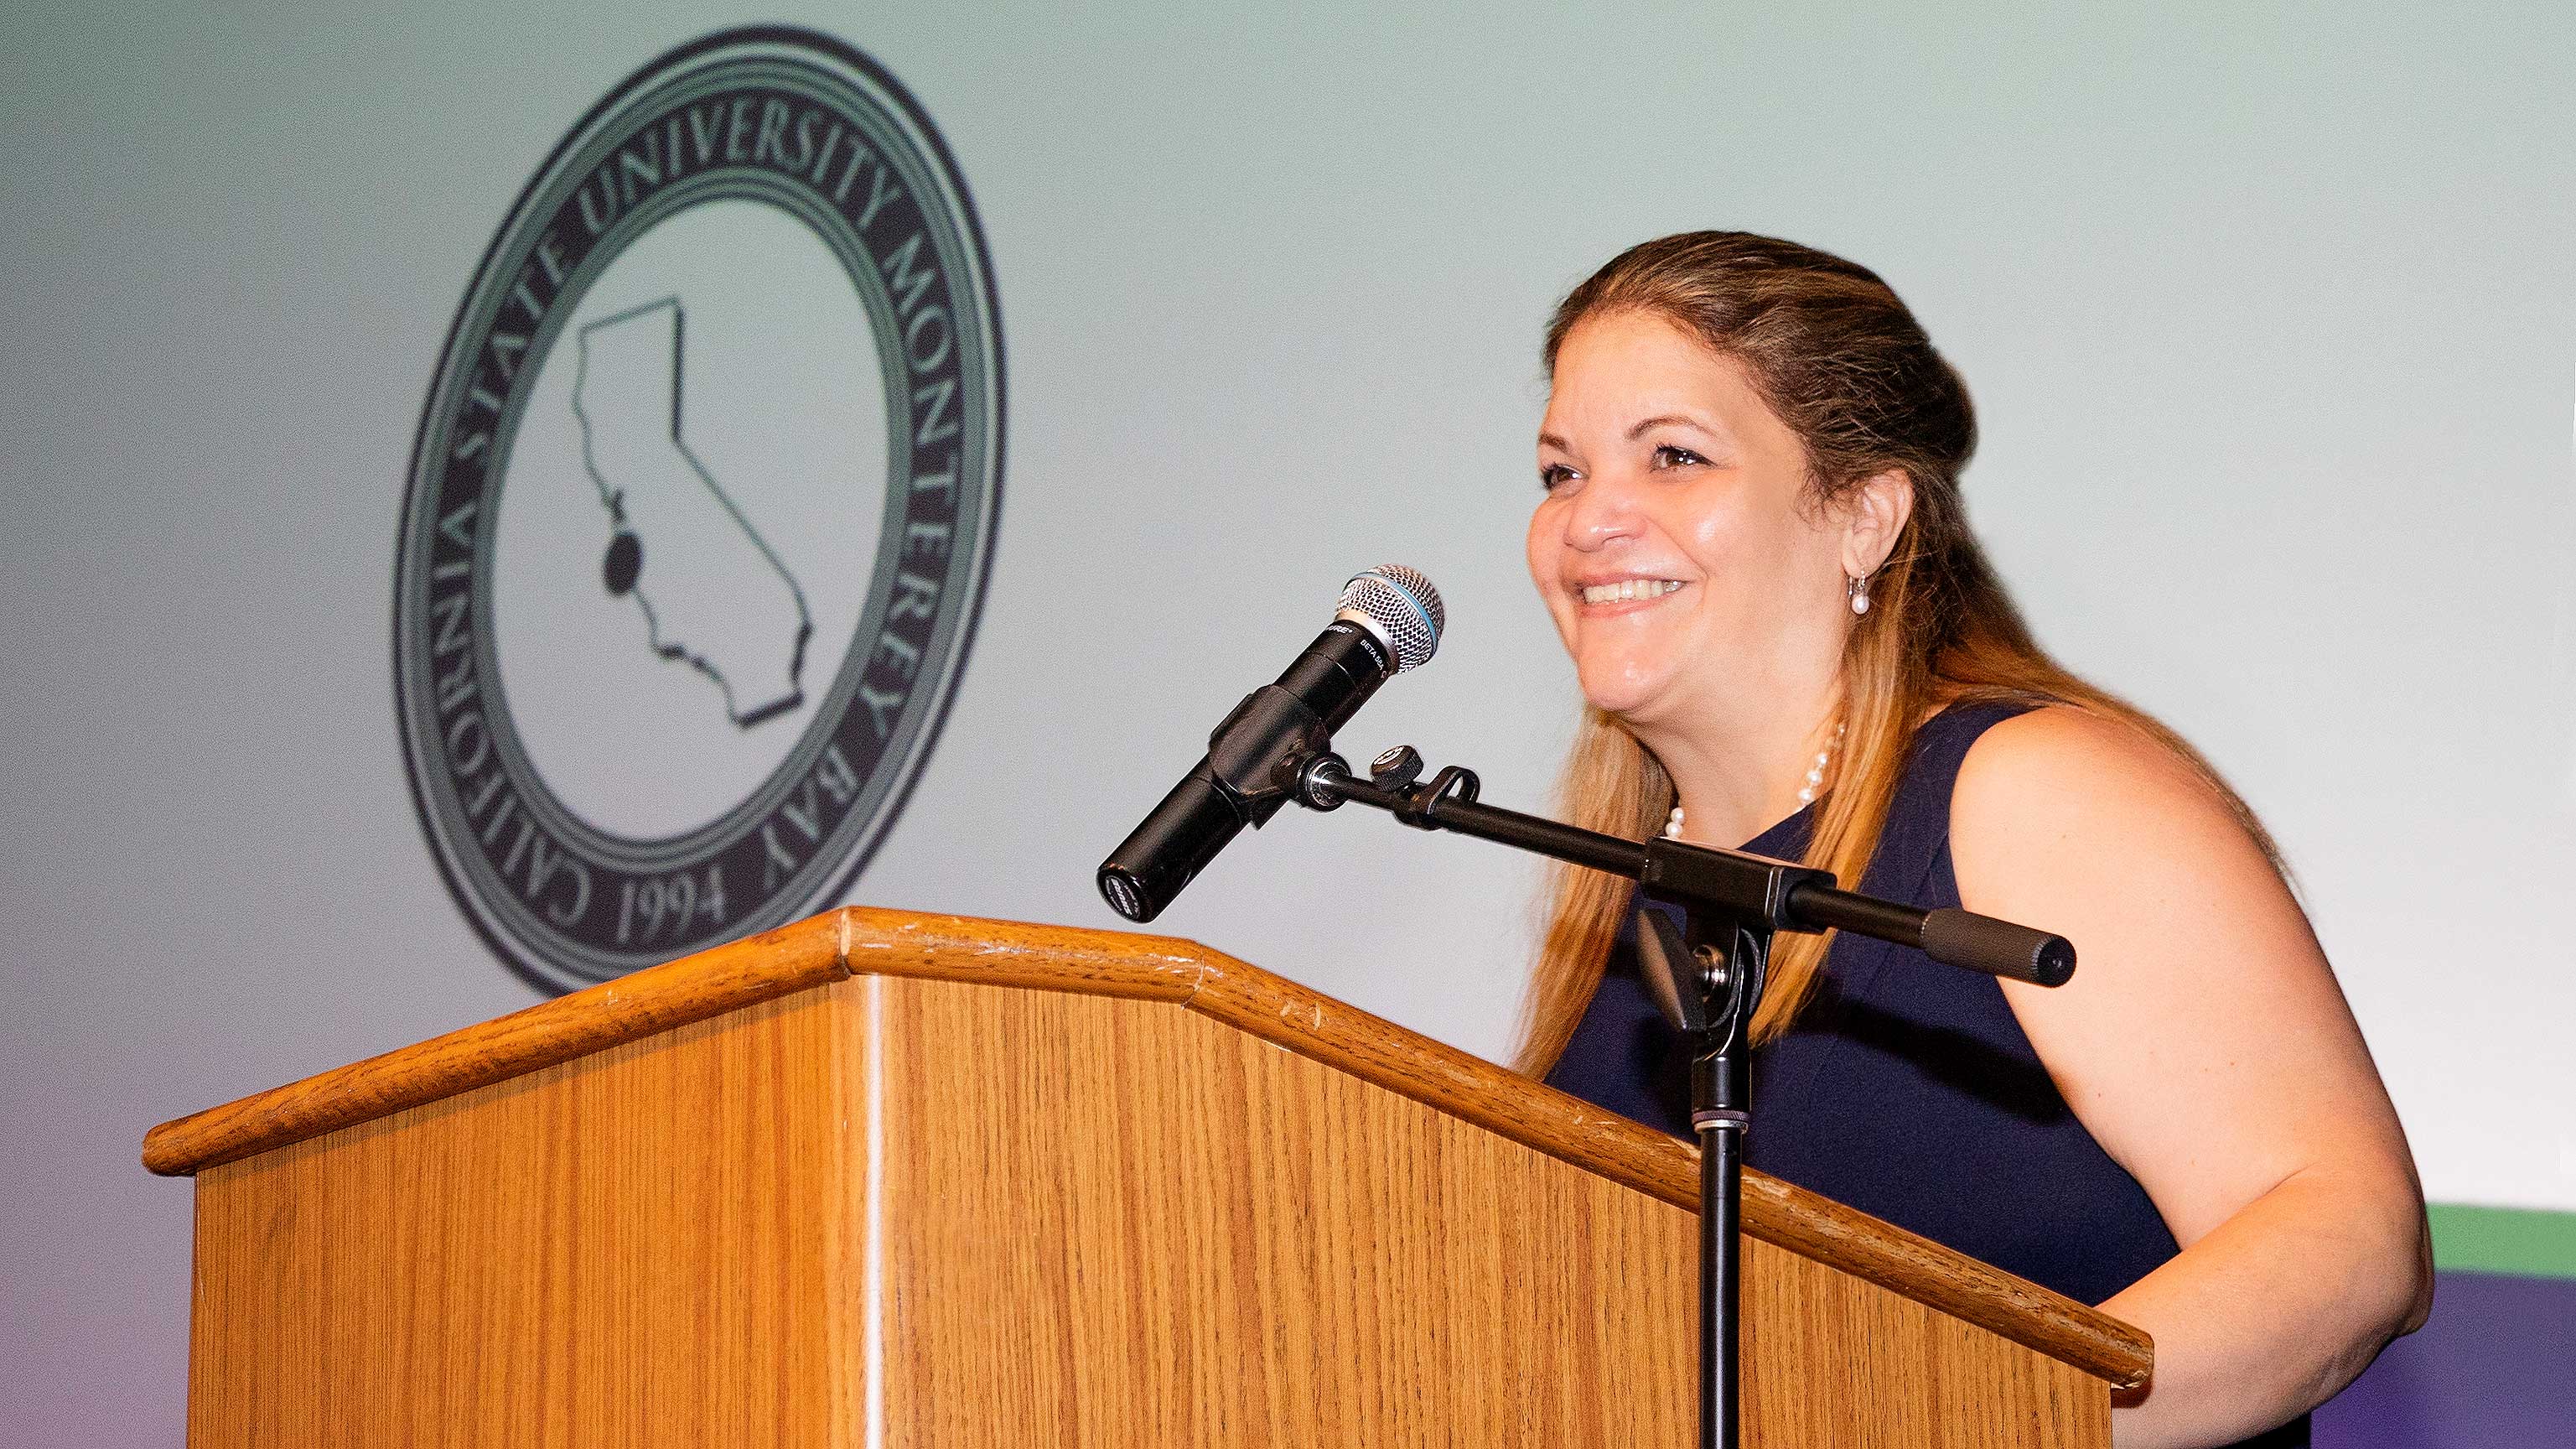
[1561,470,1645,551]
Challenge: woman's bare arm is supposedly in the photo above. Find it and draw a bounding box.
[1949,706,2432,1449]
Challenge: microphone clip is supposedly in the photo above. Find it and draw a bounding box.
[1203,684,1334,826]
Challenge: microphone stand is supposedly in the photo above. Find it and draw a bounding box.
[1284,744,2075,1449]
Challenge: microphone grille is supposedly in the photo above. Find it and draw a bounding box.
[1336,564,1445,672]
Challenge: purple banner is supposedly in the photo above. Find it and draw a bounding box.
[2314,1271,2576,1446]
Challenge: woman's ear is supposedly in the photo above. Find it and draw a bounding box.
[1841,469,1915,577]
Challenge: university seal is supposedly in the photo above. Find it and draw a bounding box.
[393,27,1002,990]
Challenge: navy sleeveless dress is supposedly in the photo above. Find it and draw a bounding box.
[1544,703,2308,1447]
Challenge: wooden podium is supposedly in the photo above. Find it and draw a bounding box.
[144,907,2150,1446]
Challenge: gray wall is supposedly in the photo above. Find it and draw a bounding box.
[5,3,2571,1440]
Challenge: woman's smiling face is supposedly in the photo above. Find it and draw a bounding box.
[1527,308,1854,726]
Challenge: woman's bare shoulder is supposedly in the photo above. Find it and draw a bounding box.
[1948,703,2259,873]
[1937,711,2410,1270]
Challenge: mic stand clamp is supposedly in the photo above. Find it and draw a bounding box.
[1205,684,1334,825]
[1298,745,1485,826]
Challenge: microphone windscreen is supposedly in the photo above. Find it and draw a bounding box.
[1335,564,1444,671]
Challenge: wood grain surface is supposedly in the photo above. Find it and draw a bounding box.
[150,905,2151,1396]
[872,973,2107,1446]
[186,987,858,1446]
[1184,942,2150,1388]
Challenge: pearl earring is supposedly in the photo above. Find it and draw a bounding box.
[1848,572,1872,616]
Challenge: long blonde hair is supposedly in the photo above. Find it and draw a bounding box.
[1513,233,2275,1075]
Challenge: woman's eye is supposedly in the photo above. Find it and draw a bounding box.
[1651,444,1707,469]
[1539,463,1578,491]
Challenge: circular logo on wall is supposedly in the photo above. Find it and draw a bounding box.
[393,27,1002,992]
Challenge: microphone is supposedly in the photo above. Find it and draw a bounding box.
[1098,564,1444,923]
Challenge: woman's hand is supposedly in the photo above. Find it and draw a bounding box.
[1950,706,2433,1449]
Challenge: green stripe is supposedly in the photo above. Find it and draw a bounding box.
[2428,1202,2576,1280]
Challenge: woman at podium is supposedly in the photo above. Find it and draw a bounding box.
[1521,232,2431,1449]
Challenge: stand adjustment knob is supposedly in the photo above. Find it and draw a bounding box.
[1370,744,1425,787]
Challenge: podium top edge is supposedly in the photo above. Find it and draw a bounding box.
[139,908,1205,1179]
[139,906,2151,1389]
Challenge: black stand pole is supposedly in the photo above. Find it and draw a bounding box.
[1286,745,2076,1449]
[1642,903,1765,1449]
[1692,925,1757,1449]
[1702,1083,1739,1449]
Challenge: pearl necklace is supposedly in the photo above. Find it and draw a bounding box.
[1663,721,1846,840]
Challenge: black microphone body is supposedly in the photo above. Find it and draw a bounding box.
[1099,619,1392,923]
